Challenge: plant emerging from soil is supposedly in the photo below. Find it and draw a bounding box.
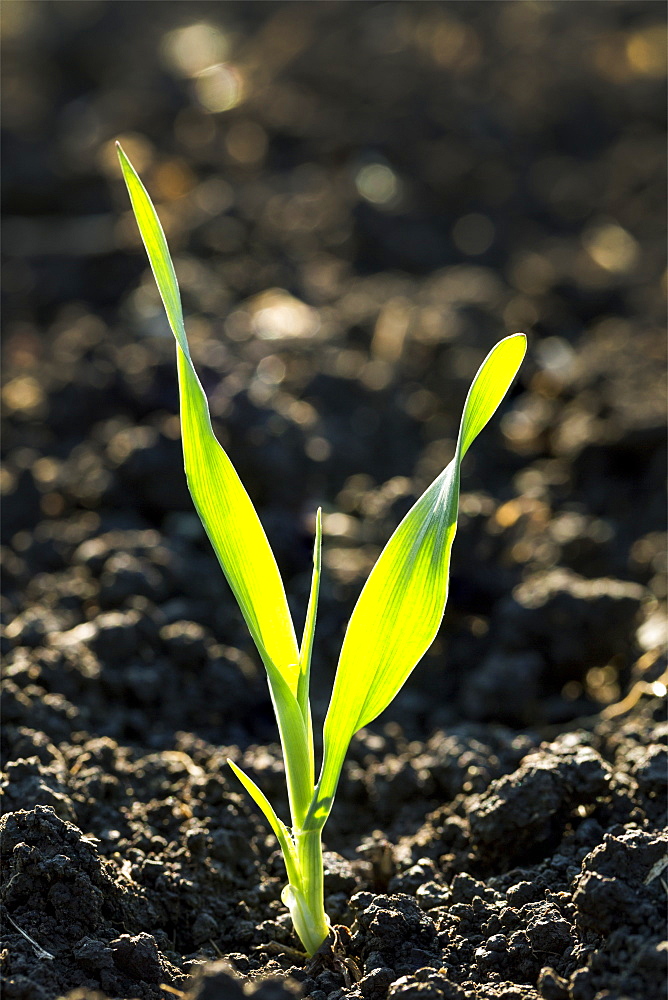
[117,143,526,957]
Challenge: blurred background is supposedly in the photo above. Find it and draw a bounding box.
[2,1,666,736]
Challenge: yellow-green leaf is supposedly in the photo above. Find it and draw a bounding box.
[296,507,322,788]
[227,758,299,885]
[313,334,526,823]
[116,143,300,692]
[456,333,527,460]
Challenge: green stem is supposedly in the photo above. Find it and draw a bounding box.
[281,825,330,956]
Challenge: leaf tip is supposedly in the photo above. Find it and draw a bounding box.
[508,330,528,354]
[115,142,133,179]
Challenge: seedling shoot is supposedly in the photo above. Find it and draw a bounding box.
[117,143,526,957]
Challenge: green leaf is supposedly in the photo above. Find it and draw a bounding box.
[456,333,527,461]
[227,758,288,844]
[298,508,322,711]
[227,759,299,884]
[116,143,300,693]
[312,333,526,826]
[296,509,321,788]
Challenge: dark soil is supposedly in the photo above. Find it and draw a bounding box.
[2,3,666,1000]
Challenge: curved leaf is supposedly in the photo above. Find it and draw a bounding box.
[313,333,526,825]
[116,144,300,692]
[227,759,301,887]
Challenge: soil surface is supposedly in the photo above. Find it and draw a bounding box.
[1,3,666,1000]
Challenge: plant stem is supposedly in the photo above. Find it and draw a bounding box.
[281,825,330,956]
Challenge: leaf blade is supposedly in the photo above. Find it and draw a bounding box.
[297,508,322,789]
[298,508,322,706]
[116,143,188,356]
[117,143,300,692]
[227,759,299,885]
[457,333,527,460]
[313,334,526,824]
[227,758,288,844]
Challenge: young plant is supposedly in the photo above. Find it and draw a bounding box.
[117,143,526,957]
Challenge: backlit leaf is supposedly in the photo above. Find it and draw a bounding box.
[227,758,299,884]
[116,144,300,694]
[313,334,526,824]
